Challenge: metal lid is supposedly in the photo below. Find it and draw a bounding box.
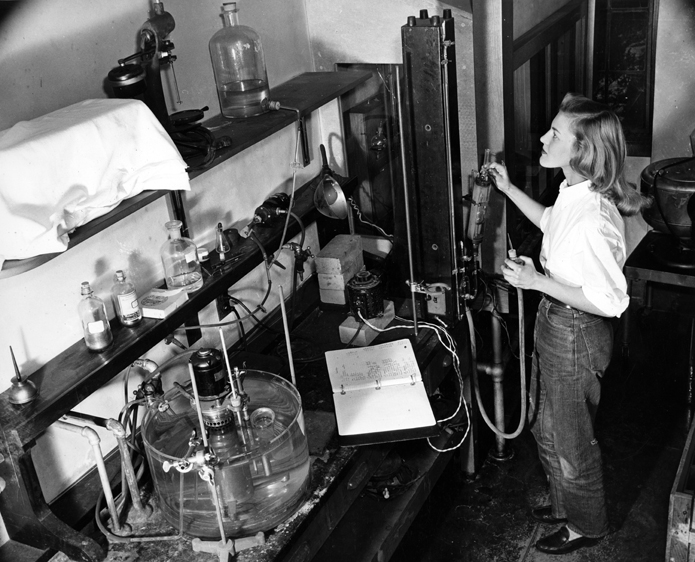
[107,64,145,85]
[190,348,223,372]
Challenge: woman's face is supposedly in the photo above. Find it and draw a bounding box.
[539,112,576,170]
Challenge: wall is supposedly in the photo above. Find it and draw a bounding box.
[622,0,695,254]
[305,0,479,186]
[652,0,695,161]
[513,0,574,39]
[0,0,328,547]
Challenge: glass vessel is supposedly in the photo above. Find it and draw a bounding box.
[78,282,113,352]
[215,222,232,262]
[161,220,203,292]
[111,270,143,326]
[209,2,270,118]
[142,369,311,538]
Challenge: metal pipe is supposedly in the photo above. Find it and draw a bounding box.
[489,312,507,459]
[54,420,130,535]
[395,64,419,335]
[279,285,297,387]
[439,24,461,321]
[106,419,151,519]
[188,363,210,448]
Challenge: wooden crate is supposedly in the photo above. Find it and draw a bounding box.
[667,419,695,561]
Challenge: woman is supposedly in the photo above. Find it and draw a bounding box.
[487,93,650,555]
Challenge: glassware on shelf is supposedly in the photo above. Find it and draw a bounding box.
[78,282,113,352]
[111,270,143,326]
[215,222,232,262]
[209,2,270,118]
[160,220,203,292]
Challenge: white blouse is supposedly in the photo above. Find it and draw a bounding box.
[539,179,629,317]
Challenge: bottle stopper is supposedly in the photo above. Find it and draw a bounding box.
[8,346,37,405]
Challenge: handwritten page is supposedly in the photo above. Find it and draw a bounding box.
[324,339,436,437]
[325,339,422,392]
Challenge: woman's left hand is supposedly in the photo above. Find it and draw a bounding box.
[501,255,537,290]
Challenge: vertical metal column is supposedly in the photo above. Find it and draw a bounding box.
[395,9,463,325]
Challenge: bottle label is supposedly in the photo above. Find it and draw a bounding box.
[117,291,140,319]
[87,320,106,334]
[185,248,197,264]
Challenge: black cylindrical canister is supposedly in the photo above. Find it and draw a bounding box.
[189,348,227,398]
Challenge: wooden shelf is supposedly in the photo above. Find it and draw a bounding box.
[0,70,371,279]
[0,175,340,448]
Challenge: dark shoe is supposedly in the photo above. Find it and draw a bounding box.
[530,505,567,525]
[535,526,600,555]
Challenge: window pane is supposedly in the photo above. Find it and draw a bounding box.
[594,73,646,129]
[609,0,649,8]
[609,12,649,71]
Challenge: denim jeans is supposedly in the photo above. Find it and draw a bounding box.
[528,296,612,538]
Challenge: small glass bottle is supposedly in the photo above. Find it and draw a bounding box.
[111,270,143,326]
[215,222,232,262]
[160,220,203,292]
[79,282,113,352]
[209,2,270,118]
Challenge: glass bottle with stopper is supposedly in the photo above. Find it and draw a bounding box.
[215,222,232,262]
[209,2,270,118]
[160,220,203,292]
[78,282,114,352]
[111,270,143,326]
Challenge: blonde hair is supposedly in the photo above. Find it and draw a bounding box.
[559,93,651,216]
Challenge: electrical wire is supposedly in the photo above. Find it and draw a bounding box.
[344,321,364,348]
[356,311,470,453]
[348,197,393,239]
[268,126,303,271]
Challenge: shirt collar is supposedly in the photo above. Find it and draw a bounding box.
[557,178,593,207]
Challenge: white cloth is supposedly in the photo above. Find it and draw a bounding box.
[539,179,629,317]
[0,98,190,266]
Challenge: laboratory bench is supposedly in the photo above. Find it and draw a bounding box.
[0,174,471,562]
[87,283,470,562]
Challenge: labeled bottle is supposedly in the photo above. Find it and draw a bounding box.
[161,220,203,292]
[215,222,232,262]
[111,270,143,326]
[209,2,270,118]
[79,282,114,352]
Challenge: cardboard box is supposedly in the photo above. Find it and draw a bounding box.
[319,287,348,305]
[138,287,188,319]
[667,418,695,561]
[315,235,364,276]
[318,268,364,292]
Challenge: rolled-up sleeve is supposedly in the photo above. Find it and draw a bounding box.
[580,222,629,317]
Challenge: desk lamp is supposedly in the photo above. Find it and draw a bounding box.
[314,145,354,233]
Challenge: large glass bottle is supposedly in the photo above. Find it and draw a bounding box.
[111,270,143,326]
[79,282,114,352]
[209,2,270,118]
[160,220,203,292]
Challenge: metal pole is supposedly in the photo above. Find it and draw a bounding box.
[440,24,461,321]
[395,65,419,336]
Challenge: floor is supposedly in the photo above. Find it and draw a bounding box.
[389,306,692,562]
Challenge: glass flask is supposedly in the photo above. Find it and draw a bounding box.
[142,369,311,538]
[161,220,203,292]
[78,282,113,352]
[111,270,143,326]
[209,2,270,118]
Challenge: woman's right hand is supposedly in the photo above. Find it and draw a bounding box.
[487,162,512,195]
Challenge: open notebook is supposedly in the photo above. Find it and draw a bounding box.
[324,339,438,445]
